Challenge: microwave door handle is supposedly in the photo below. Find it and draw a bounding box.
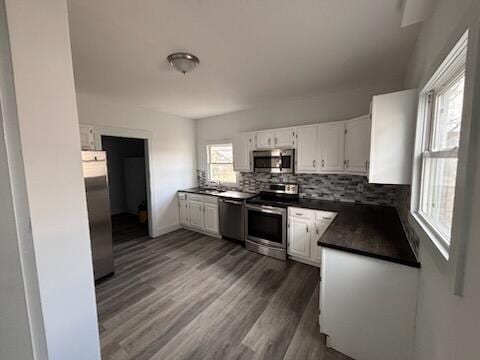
[279,152,283,171]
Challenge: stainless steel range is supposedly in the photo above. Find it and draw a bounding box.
[245,183,299,261]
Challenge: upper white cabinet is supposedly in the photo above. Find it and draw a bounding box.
[345,115,371,175]
[79,125,95,150]
[369,89,417,184]
[233,132,254,172]
[255,130,275,149]
[274,128,296,148]
[318,122,345,173]
[255,128,295,149]
[296,125,319,173]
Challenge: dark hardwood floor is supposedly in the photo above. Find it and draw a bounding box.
[96,228,352,360]
[111,213,149,244]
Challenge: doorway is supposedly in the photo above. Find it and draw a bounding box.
[101,135,149,243]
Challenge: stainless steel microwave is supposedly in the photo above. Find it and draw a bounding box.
[253,149,294,174]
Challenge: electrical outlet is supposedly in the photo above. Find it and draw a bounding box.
[357,183,364,192]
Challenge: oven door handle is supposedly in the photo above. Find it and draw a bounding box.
[246,204,286,215]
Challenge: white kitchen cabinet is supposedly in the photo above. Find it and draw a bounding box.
[233,132,254,172]
[369,89,417,184]
[178,193,189,225]
[318,122,345,173]
[255,130,275,149]
[320,248,419,360]
[344,115,370,174]
[179,193,220,236]
[79,125,95,150]
[204,203,219,233]
[188,200,204,229]
[288,216,312,258]
[296,125,319,173]
[274,128,296,148]
[288,208,336,266]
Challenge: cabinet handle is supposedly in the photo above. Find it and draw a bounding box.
[322,216,332,220]
[365,160,369,170]
[346,160,349,168]
[268,138,271,145]
[306,226,309,233]
[295,212,304,216]
[322,159,325,167]
[316,228,319,235]
[313,160,316,168]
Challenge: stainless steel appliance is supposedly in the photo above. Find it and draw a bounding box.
[253,149,294,174]
[82,151,114,280]
[245,183,299,261]
[219,198,245,241]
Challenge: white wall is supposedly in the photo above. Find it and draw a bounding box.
[76,93,197,235]
[405,1,480,359]
[3,0,101,359]
[195,82,402,169]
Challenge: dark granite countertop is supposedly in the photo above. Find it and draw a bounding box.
[290,199,420,268]
[178,188,257,200]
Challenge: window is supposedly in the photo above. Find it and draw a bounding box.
[413,32,468,257]
[207,143,237,184]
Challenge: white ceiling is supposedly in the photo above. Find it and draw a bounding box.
[67,0,420,119]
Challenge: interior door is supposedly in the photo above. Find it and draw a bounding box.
[288,217,312,258]
[296,125,319,173]
[319,122,345,172]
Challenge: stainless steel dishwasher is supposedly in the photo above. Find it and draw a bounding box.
[219,198,245,242]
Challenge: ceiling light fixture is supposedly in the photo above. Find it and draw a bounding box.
[167,52,200,74]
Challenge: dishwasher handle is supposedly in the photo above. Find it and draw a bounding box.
[220,199,243,205]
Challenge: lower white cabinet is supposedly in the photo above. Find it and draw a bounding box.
[177,192,220,236]
[204,203,219,233]
[178,193,189,225]
[320,248,419,360]
[288,217,313,258]
[287,207,336,267]
[188,200,204,229]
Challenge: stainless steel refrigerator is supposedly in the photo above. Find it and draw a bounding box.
[82,151,114,280]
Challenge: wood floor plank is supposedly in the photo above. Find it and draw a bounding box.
[96,228,353,360]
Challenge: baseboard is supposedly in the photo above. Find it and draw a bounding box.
[288,255,321,268]
[153,223,181,237]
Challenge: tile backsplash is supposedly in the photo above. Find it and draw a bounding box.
[197,169,419,256]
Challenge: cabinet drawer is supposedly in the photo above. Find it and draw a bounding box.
[315,211,337,221]
[203,195,218,204]
[178,192,187,200]
[289,207,315,220]
[187,193,203,202]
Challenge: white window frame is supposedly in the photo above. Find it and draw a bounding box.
[206,142,238,186]
[411,31,469,260]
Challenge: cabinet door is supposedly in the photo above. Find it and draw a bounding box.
[345,116,370,174]
[288,217,312,258]
[233,132,253,172]
[369,89,417,184]
[179,199,189,225]
[188,201,204,229]
[204,203,219,234]
[79,125,95,150]
[312,220,331,262]
[274,128,295,148]
[319,122,345,172]
[256,131,275,149]
[296,125,319,173]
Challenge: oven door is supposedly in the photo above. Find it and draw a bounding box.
[245,204,287,248]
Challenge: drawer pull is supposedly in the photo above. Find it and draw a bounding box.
[322,216,332,220]
[295,213,304,216]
